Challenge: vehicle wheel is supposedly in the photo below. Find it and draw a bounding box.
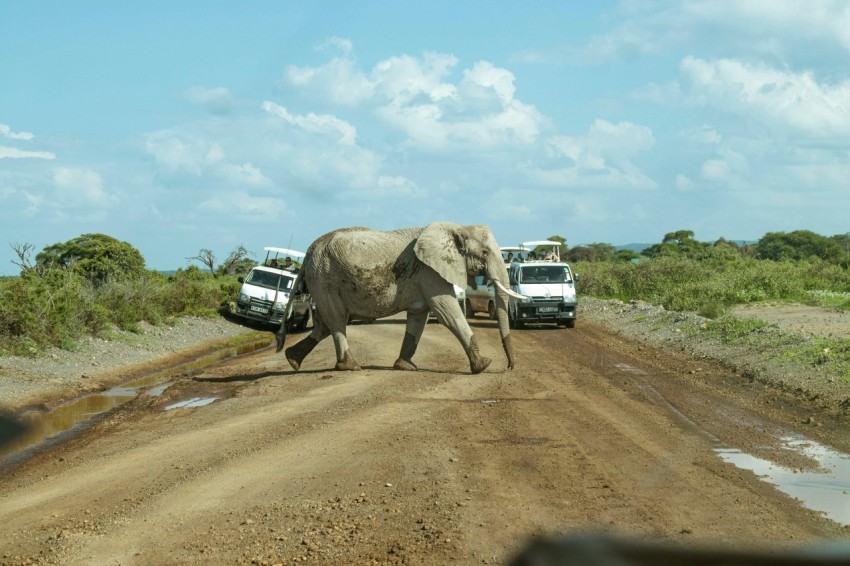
[487,302,497,320]
[564,319,576,329]
[465,299,474,318]
[509,307,523,329]
[297,309,310,331]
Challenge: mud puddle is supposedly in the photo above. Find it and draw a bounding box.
[717,437,850,526]
[612,360,850,527]
[0,337,270,466]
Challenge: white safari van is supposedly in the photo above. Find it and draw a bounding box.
[234,247,311,331]
[506,240,578,328]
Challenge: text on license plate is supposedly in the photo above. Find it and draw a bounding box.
[250,305,269,313]
[539,306,558,313]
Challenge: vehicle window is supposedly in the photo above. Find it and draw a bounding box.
[245,270,293,290]
[520,266,572,283]
[475,275,485,286]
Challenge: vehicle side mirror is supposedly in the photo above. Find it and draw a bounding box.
[238,277,245,283]
[574,273,580,282]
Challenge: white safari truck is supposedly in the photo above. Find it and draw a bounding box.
[506,240,579,329]
[234,247,311,331]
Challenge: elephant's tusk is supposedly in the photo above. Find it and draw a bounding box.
[494,280,529,301]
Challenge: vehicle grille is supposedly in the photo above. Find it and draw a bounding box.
[250,298,274,310]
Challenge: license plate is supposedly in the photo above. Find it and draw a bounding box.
[250,305,269,313]
[539,306,557,313]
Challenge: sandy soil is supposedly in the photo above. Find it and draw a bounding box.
[1,307,849,565]
[730,303,850,339]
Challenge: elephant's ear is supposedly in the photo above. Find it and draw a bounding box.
[414,222,467,289]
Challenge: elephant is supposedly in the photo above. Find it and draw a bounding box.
[274,222,526,374]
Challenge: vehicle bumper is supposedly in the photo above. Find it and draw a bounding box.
[235,303,285,324]
[516,302,577,323]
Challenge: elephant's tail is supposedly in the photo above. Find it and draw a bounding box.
[275,269,306,353]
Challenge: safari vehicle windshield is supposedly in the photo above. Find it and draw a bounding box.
[244,269,294,291]
[519,265,573,283]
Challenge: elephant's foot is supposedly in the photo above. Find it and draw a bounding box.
[335,351,361,371]
[285,336,319,371]
[394,331,419,371]
[466,335,491,374]
[275,327,287,353]
[393,358,418,371]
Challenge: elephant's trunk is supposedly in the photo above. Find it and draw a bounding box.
[489,258,516,369]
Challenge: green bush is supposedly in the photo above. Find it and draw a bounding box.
[576,256,850,318]
[0,264,241,355]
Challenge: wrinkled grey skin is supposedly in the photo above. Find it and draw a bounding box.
[276,222,515,374]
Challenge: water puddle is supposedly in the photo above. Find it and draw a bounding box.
[165,397,219,410]
[0,337,270,466]
[611,358,850,526]
[716,437,850,526]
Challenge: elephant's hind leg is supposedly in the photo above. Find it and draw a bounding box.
[285,336,319,371]
[285,312,329,371]
[393,311,428,370]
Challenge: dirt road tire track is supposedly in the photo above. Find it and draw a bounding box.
[1,316,847,564]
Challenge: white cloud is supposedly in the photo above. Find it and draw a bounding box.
[286,55,375,106]
[577,1,850,64]
[53,167,110,205]
[218,161,272,187]
[681,125,721,144]
[316,36,353,55]
[185,86,232,115]
[283,46,548,153]
[0,145,56,159]
[535,119,656,190]
[700,159,730,181]
[262,101,357,146]
[197,191,286,219]
[144,131,208,175]
[676,174,695,190]
[0,123,34,141]
[680,56,850,138]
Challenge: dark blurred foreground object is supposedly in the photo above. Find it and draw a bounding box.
[510,534,850,566]
[0,412,28,451]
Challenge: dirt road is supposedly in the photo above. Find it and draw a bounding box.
[1,316,848,564]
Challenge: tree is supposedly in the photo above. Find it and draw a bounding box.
[188,249,217,277]
[565,242,616,262]
[218,245,253,276]
[756,230,842,262]
[36,234,146,281]
[10,242,38,274]
[642,230,707,258]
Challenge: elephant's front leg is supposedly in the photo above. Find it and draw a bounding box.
[393,311,428,370]
[431,295,491,374]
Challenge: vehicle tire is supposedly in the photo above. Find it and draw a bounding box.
[509,306,524,329]
[297,309,310,331]
[564,319,576,329]
[487,302,497,320]
[465,299,474,319]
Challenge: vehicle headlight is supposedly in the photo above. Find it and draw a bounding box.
[239,293,249,302]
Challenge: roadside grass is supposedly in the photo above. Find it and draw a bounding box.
[0,266,242,357]
[575,256,850,386]
[684,315,850,383]
[576,256,850,318]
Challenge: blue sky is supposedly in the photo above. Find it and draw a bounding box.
[2,1,849,274]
